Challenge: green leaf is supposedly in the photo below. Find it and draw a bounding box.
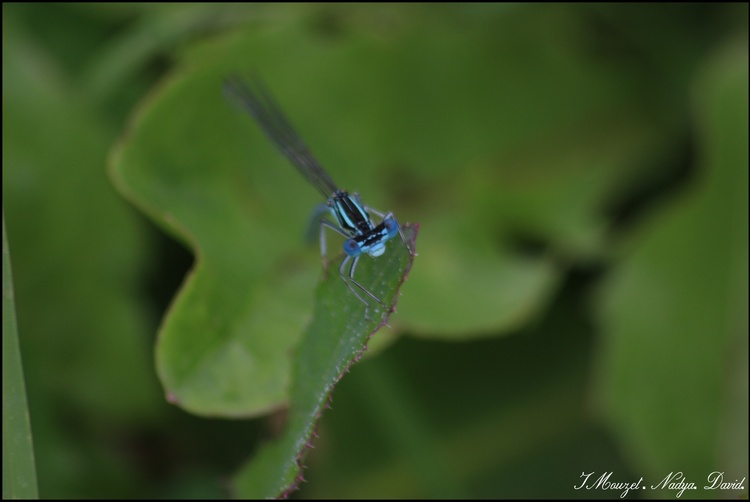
[111,5,681,416]
[232,224,418,498]
[110,66,319,416]
[3,213,39,499]
[596,39,748,488]
[3,8,162,496]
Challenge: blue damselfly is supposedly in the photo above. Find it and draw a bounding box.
[224,74,407,317]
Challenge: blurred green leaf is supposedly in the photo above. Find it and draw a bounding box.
[110,64,318,417]
[111,4,685,416]
[82,4,256,104]
[304,282,616,499]
[3,7,161,497]
[3,213,39,499]
[597,39,748,489]
[3,4,159,421]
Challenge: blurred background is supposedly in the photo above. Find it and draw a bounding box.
[3,3,747,498]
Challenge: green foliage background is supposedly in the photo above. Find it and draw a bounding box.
[3,3,747,498]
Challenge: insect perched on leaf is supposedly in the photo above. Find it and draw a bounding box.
[225,75,408,318]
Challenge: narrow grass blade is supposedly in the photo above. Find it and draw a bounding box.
[2,211,39,499]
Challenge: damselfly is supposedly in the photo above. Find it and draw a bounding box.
[224,74,406,317]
